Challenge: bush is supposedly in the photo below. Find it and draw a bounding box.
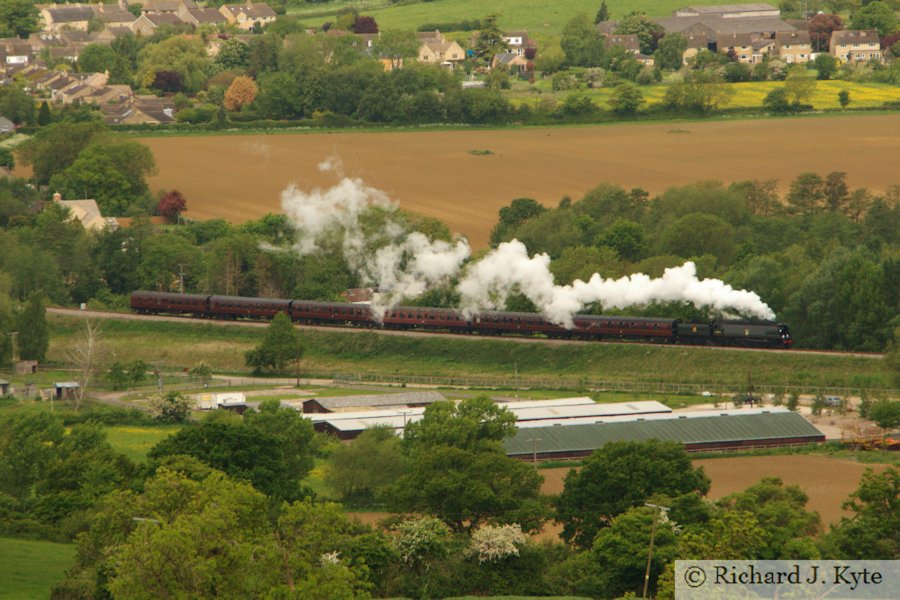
[551,71,578,91]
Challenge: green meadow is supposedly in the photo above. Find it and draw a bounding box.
[0,538,75,600]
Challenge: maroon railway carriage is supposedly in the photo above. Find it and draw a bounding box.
[573,315,678,342]
[291,301,374,326]
[382,306,469,332]
[208,295,291,319]
[130,291,209,315]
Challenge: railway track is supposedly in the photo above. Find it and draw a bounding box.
[47,307,883,359]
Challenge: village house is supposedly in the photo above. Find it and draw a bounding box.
[607,34,641,54]
[491,52,528,74]
[141,0,197,15]
[502,31,529,56]
[751,36,775,63]
[92,2,136,27]
[717,32,755,62]
[0,40,32,66]
[132,13,187,35]
[219,2,277,31]
[48,192,119,232]
[178,7,228,28]
[775,30,811,63]
[830,29,882,62]
[417,31,465,68]
[39,5,95,32]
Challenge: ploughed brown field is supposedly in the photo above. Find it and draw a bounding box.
[539,455,890,527]
[142,114,900,248]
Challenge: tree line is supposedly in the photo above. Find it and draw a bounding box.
[0,397,896,599]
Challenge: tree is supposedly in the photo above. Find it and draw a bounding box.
[243,399,316,484]
[393,397,545,532]
[214,38,250,70]
[149,391,192,423]
[49,140,157,215]
[608,82,644,115]
[148,422,302,501]
[589,506,678,598]
[555,440,710,548]
[473,14,510,66]
[325,425,403,505]
[663,70,735,112]
[808,13,844,51]
[869,400,900,434]
[615,11,665,55]
[823,468,899,559]
[838,89,851,108]
[595,0,610,24]
[659,212,737,263]
[814,53,838,79]
[763,86,793,114]
[136,36,210,94]
[245,312,302,373]
[824,171,849,211]
[490,197,548,245]
[157,189,186,223]
[67,320,104,411]
[352,15,378,34]
[850,2,898,37]
[15,292,48,362]
[223,75,258,111]
[784,67,817,105]
[598,218,647,260]
[654,33,688,70]
[716,477,821,558]
[0,85,33,125]
[36,100,50,126]
[77,44,119,76]
[374,29,420,70]
[561,13,605,67]
[0,0,40,38]
[787,172,825,216]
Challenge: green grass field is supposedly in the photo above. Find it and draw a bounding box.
[0,538,75,600]
[291,0,733,36]
[512,79,900,111]
[47,315,892,392]
[104,424,182,462]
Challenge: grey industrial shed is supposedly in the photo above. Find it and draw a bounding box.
[505,411,825,460]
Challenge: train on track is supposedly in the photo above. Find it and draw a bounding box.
[130,291,794,348]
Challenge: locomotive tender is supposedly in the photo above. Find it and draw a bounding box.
[130,291,793,348]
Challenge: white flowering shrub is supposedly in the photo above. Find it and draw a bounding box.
[391,516,451,566]
[467,523,527,563]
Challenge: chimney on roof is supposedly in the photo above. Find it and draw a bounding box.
[53,192,62,202]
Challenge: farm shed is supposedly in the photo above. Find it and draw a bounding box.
[505,408,825,460]
[53,382,80,400]
[301,391,445,413]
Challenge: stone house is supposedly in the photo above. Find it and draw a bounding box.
[830,30,882,62]
[775,30,811,63]
[219,2,277,31]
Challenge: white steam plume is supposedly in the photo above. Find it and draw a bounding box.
[457,241,776,326]
[280,161,470,316]
[278,165,776,325]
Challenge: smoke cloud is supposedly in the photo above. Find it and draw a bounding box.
[280,161,470,316]
[279,167,776,324]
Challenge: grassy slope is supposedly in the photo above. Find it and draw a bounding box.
[47,315,891,390]
[292,0,732,35]
[0,538,75,600]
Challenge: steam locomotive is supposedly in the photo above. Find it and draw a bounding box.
[130,291,793,348]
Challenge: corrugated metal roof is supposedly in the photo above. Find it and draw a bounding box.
[509,400,671,421]
[306,391,445,411]
[496,397,598,409]
[515,407,787,428]
[306,406,427,423]
[505,411,823,456]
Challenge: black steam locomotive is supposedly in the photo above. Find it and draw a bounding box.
[130,291,793,348]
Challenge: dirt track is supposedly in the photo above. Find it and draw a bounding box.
[142,114,900,247]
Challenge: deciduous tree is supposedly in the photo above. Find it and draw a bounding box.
[808,13,844,51]
[555,440,710,548]
[608,81,644,114]
[223,75,258,111]
[15,291,48,362]
[245,312,302,373]
[561,13,605,67]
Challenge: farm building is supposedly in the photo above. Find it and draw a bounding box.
[309,398,673,440]
[505,407,825,460]
[298,391,445,413]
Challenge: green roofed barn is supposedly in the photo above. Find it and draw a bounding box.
[505,408,824,460]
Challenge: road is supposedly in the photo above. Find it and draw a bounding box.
[47,307,882,359]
